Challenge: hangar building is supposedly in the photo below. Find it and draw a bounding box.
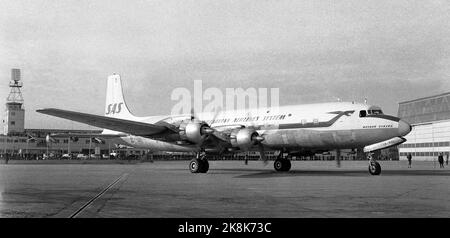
[398,92,450,161]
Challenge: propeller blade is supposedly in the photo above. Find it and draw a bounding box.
[205,107,230,141]
[190,108,196,120]
[246,110,257,129]
[336,154,341,168]
[210,107,222,124]
[258,143,268,165]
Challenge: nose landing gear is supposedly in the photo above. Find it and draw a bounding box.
[367,153,381,175]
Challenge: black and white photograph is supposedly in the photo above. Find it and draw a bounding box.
[1,0,450,233]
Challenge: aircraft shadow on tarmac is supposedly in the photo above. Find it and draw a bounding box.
[170,167,450,178]
[216,169,450,178]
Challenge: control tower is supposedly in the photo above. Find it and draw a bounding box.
[3,69,25,135]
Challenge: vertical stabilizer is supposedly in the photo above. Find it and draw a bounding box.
[105,74,135,120]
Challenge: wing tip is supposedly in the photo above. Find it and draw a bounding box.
[36,108,57,113]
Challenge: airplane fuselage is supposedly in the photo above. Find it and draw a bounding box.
[113,102,411,153]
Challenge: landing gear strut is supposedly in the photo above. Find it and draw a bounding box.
[367,153,381,175]
[189,152,209,173]
[274,152,291,172]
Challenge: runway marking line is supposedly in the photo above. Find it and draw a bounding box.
[69,173,129,218]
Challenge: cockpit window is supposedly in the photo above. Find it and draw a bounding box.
[359,110,367,117]
[368,109,383,115]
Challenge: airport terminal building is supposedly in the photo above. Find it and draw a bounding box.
[398,92,450,161]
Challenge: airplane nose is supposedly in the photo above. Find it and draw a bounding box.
[398,120,412,136]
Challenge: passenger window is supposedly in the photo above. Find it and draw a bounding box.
[359,110,366,117]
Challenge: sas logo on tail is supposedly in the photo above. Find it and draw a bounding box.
[106,103,123,115]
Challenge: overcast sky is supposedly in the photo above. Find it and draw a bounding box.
[1,0,450,129]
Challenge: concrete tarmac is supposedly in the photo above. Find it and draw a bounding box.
[0,160,449,217]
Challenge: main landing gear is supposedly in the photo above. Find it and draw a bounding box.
[274,152,291,172]
[367,153,381,175]
[189,152,209,173]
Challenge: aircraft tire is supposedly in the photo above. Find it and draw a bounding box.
[189,159,201,173]
[274,158,291,172]
[199,159,209,173]
[368,161,381,175]
[284,159,291,172]
[274,158,284,171]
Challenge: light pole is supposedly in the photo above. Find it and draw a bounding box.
[68,137,71,155]
[108,141,111,160]
[2,135,6,160]
[89,137,92,159]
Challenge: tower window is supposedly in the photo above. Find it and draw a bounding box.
[359,110,367,117]
[10,121,15,125]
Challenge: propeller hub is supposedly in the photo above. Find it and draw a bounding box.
[254,136,265,142]
[202,127,214,134]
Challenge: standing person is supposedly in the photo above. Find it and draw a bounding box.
[438,153,444,168]
[407,153,412,168]
[446,153,449,166]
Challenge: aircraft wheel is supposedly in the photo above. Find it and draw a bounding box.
[284,159,291,171]
[189,159,201,173]
[199,159,209,173]
[368,161,381,175]
[274,158,284,171]
[274,158,291,172]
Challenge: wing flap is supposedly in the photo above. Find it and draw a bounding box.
[37,108,168,136]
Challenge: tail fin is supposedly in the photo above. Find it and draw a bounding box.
[105,74,135,120]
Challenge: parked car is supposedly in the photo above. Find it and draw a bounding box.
[43,153,55,160]
[76,154,87,160]
[126,154,140,160]
[110,152,118,159]
[89,154,101,159]
[61,154,73,160]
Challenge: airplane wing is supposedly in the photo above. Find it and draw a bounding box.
[47,133,127,138]
[36,108,169,137]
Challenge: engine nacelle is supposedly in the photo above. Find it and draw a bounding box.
[179,121,208,144]
[230,128,260,148]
